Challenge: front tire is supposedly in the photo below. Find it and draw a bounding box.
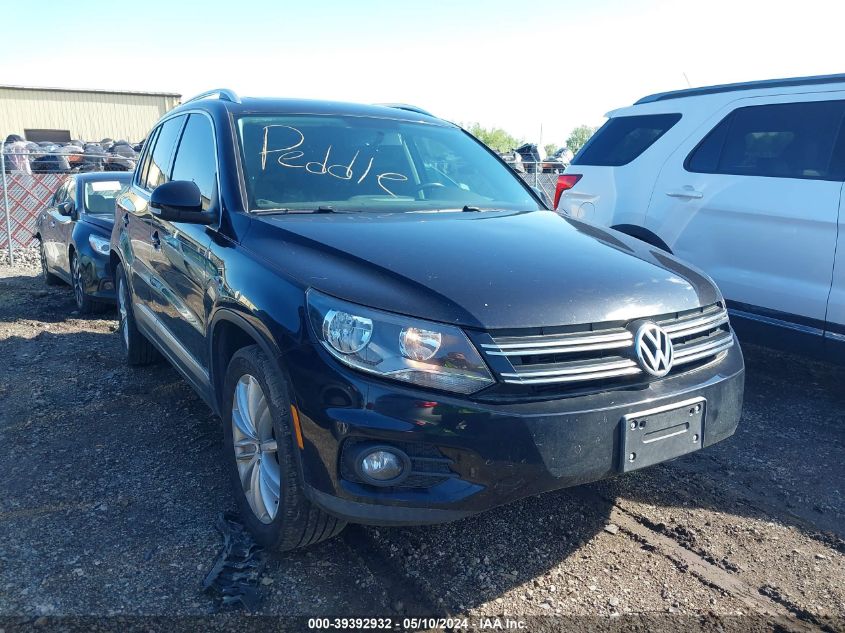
[222,345,345,550]
[71,252,106,314]
[115,262,158,365]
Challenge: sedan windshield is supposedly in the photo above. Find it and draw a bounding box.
[236,115,540,213]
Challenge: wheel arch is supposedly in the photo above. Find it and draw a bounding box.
[610,224,673,252]
[208,308,291,416]
[109,249,125,277]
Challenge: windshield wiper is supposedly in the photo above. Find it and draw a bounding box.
[462,206,512,212]
[251,205,336,216]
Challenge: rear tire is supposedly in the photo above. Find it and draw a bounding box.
[222,345,345,550]
[115,262,158,365]
[39,239,62,286]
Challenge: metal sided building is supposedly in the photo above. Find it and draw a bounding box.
[0,85,181,143]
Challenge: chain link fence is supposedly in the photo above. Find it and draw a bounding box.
[1,142,138,264]
[514,165,559,204]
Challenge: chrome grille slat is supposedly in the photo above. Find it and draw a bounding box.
[484,339,632,356]
[673,331,734,364]
[486,303,733,387]
[483,330,632,349]
[503,365,642,385]
[500,358,638,379]
[664,312,730,337]
[659,303,722,324]
[480,330,632,356]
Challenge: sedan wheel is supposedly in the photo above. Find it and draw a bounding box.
[117,276,130,349]
[71,255,85,309]
[231,374,281,524]
[70,254,99,314]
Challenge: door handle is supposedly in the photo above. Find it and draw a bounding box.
[123,214,130,228]
[152,231,161,250]
[50,221,56,228]
[665,186,703,199]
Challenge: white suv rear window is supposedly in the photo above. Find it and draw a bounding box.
[572,113,682,167]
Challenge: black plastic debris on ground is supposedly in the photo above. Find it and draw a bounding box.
[203,512,269,612]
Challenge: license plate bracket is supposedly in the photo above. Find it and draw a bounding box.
[620,397,705,472]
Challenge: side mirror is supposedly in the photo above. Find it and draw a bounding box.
[150,180,213,224]
[57,201,73,217]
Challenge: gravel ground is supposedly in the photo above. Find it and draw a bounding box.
[0,253,843,632]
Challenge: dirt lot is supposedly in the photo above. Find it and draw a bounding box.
[0,252,843,632]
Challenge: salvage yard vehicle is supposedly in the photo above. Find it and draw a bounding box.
[110,89,744,551]
[556,73,845,361]
[35,172,131,313]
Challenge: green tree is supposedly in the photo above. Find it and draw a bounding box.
[544,143,559,157]
[465,123,523,153]
[566,125,597,155]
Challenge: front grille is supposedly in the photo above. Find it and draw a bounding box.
[479,303,733,388]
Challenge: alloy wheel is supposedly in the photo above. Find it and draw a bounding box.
[71,256,84,309]
[117,276,129,348]
[231,375,281,524]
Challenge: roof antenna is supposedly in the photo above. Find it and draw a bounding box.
[682,72,693,88]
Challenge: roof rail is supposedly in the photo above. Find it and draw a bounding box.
[635,73,845,105]
[183,88,241,105]
[376,103,435,117]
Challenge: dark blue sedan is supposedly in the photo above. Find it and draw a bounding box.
[35,172,131,313]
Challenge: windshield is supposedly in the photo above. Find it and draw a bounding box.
[236,115,540,212]
[83,180,126,215]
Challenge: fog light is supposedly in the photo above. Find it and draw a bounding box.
[360,450,404,481]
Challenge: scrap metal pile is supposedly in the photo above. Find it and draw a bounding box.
[2,134,141,174]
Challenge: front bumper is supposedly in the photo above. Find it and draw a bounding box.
[286,338,744,526]
[80,251,116,302]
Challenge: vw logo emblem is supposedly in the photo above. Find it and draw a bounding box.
[633,322,674,377]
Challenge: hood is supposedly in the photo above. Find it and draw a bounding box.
[243,210,720,330]
[82,213,114,232]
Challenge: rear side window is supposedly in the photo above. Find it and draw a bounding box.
[572,113,682,166]
[171,114,217,210]
[686,100,845,180]
[143,115,186,190]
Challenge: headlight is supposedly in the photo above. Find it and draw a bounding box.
[307,289,495,394]
[88,234,110,255]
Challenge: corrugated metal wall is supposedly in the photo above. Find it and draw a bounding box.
[0,87,181,142]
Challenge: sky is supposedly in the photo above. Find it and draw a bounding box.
[2,0,844,147]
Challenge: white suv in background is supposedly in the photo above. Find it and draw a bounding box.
[556,74,845,361]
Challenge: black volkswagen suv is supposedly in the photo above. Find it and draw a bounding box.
[110,89,744,550]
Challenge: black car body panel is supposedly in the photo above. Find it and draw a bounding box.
[289,338,743,524]
[110,95,744,526]
[243,211,719,329]
[36,172,131,302]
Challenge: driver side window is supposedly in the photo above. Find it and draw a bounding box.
[170,114,217,211]
[143,116,186,191]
